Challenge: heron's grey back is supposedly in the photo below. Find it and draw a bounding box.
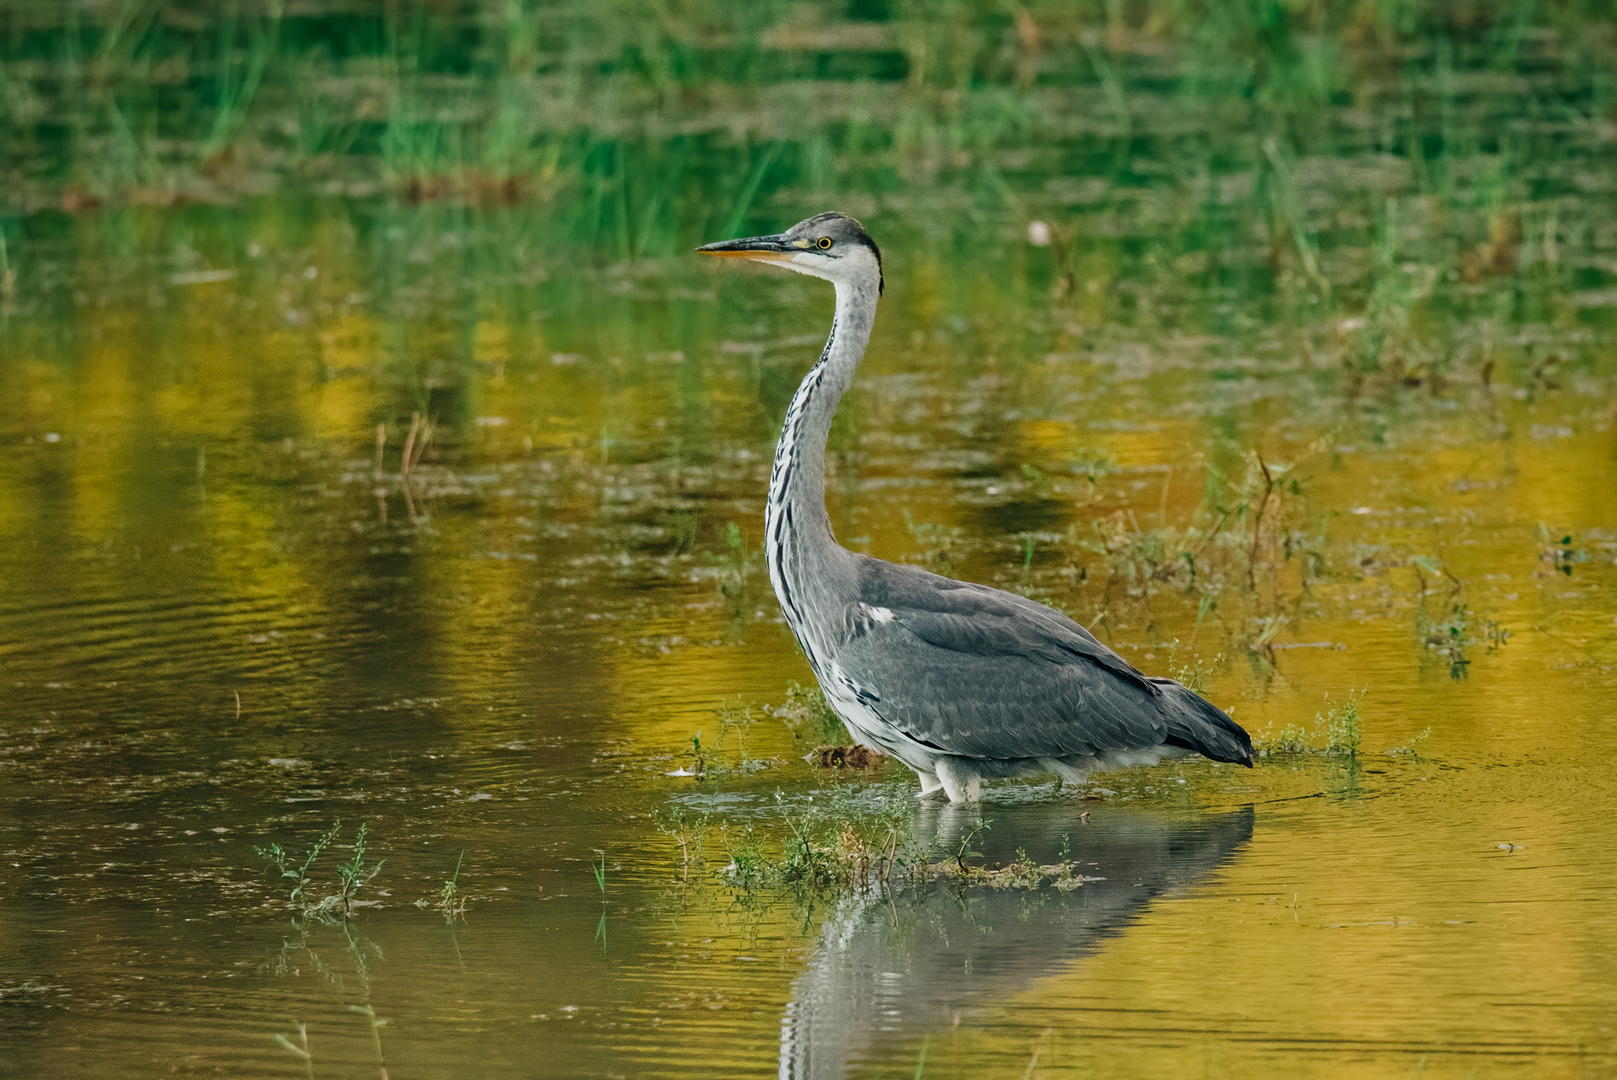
[829,557,1252,765]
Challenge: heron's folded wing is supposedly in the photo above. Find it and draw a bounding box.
[834,618,1163,760]
[833,562,1173,761]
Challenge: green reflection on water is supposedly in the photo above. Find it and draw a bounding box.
[1,3,1615,1078]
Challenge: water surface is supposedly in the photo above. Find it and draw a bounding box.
[2,7,1616,1078]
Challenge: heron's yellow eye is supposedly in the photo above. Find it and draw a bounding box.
[816,236,832,250]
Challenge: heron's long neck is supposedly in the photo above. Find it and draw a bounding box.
[765,279,876,655]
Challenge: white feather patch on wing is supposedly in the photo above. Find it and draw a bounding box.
[859,603,896,624]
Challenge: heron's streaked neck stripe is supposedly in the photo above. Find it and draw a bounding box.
[765,276,878,668]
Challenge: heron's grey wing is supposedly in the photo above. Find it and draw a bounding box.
[836,557,1250,764]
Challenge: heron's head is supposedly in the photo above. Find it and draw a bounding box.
[697,212,883,295]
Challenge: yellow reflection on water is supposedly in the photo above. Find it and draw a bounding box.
[0,221,1613,1079]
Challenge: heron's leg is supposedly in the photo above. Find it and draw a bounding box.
[935,759,969,804]
[915,769,945,798]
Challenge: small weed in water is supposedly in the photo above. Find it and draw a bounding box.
[951,816,992,875]
[673,782,1102,910]
[903,509,962,568]
[1317,691,1364,757]
[653,806,708,883]
[1256,690,1366,757]
[1387,728,1432,758]
[1256,721,1314,755]
[1537,525,1588,576]
[314,821,384,918]
[1416,588,1509,676]
[255,820,383,919]
[437,850,467,918]
[715,699,767,776]
[671,692,820,782]
[256,820,342,910]
[986,847,1044,891]
[593,848,609,948]
[774,681,846,746]
[1166,641,1222,696]
[720,823,768,893]
[1419,601,1473,677]
[682,731,708,779]
[716,521,753,598]
[760,783,930,893]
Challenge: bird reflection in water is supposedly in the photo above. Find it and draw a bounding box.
[778,805,1254,1079]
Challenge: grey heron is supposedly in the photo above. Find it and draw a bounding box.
[698,212,1253,803]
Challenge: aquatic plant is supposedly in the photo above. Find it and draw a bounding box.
[1256,690,1366,757]
[719,823,768,894]
[653,806,709,883]
[255,820,342,911]
[1386,727,1432,758]
[773,681,847,747]
[702,784,928,896]
[255,820,384,919]
[437,850,468,918]
[1166,642,1222,696]
[593,849,609,947]
[903,509,963,569]
[316,821,385,918]
[1538,525,1589,576]
[682,731,708,779]
[715,699,764,775]
[1317,691,1364,757]
[1418,601,1476,678]
[1069,446,1329,616]
[1256,721,1314,756]
[716,521,753,599]
[668,782,1107,910]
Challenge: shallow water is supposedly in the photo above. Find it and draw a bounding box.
[4,10,1617,1079]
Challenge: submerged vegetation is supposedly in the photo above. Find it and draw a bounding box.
[671,780,1101,909]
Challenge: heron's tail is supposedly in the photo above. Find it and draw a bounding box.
[1152,678,1254,767]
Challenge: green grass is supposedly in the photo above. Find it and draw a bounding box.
[3,1,1609,284]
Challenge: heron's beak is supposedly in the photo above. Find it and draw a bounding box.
[696,233,809,263]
